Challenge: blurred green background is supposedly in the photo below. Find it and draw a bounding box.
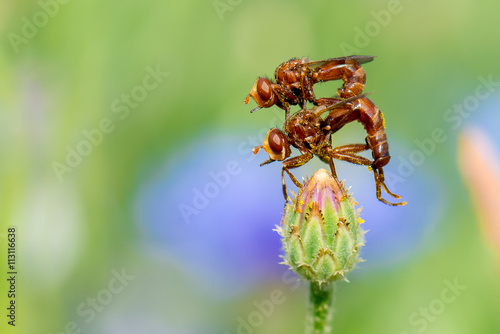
[1,0,500,333]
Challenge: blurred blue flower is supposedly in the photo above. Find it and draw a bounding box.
[303,140,447,272]
[134,133,286,297]
[135,131,446,294]
[342,146,446,271]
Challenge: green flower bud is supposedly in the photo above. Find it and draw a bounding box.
[277,169,365,283]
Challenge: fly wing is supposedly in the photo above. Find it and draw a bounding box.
[304,55,376,70]
[313,92,374,117]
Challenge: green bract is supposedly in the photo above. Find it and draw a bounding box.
[277,169,365,283]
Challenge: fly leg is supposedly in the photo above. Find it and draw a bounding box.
[316,144,370,181]
[281,152,314,200]
[273,84,299,120]
[329,144,372,165]
[300,68,315,108]
[326,144,371,179]
[372,167,407,206]
[320,144,406,206]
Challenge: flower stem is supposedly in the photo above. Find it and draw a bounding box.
[306,282,335,334]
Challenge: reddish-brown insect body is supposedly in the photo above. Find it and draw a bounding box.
[253,95,406,206]
[245,55,375,118]
[248,55,405,206]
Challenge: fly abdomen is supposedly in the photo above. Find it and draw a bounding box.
[366,131,390,168]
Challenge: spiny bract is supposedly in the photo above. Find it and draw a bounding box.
[276,169,365,283]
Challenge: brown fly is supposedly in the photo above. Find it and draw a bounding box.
[244,55,375,119]
[253,94,406,206]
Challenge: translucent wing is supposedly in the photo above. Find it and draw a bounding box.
[304,55,376,70]
[313,92,373,117]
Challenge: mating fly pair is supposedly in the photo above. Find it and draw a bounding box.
[245,55,406,206]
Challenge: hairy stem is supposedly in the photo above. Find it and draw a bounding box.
[306,282,335,334]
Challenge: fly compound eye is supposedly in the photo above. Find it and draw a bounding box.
[268,129,284,154]
[257,77,272,102]
[262,128,289,161]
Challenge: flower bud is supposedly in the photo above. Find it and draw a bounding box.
[277,169,365,283]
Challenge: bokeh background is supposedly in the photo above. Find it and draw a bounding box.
[1,0,500,333]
